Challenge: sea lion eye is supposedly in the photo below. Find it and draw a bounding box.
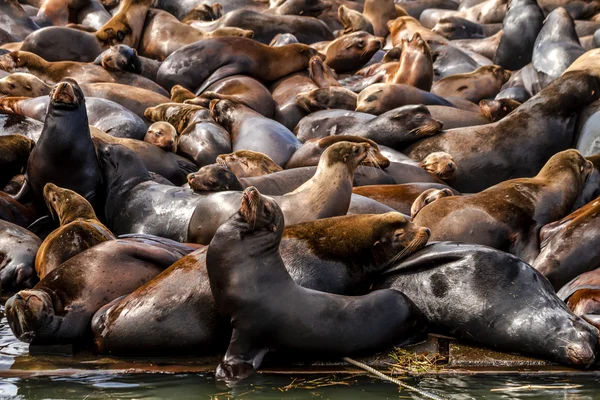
[352,146,359,154]
[117,31,125,41]
[155,131,161,136]
[395,230,405,238]
[357,41,365,48]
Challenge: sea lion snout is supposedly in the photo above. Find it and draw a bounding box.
[566,339,596,367]
[52,81,78,106]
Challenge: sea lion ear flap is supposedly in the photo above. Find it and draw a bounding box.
[209,99,220,113]
[373,240,381,247]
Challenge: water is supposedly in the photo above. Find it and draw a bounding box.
[3,306,600,399]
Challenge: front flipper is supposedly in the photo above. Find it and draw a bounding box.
[216,328,269,384]
[195,65,244,95]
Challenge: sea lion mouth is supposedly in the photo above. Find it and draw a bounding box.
[5,290,52,343]
[51,82,78,107]
[240,186,260,226]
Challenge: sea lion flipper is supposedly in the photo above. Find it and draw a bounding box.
[217,328,268,382]
[195,65,243,95]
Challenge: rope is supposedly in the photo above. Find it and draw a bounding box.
[342,357,446,400]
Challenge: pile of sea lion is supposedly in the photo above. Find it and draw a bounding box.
[2,0,600,383]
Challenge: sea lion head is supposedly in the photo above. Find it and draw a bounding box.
[144,121,178,153]
[98,143,151,188]
[410,188,455,219]
[0,73,51,97]
[338,5,374,35]
[325,31,383,72]
[321,140,375,170]
[291,44,326,62]
[479,98,521,122]
[296,87,357,112]
[484,65,511,84]
[187,164,243,192]
[217,150,283,178]
[96,45,141,73]
[421,152,456,181]
[404,32,431,55]
[432,17,472,40]
[269,33,299,47]
[5,289,60,343]
[392,104,443,137]
[316,136,389,169]
[43,183,97,226]
[371,212,431,268]
[0,51,31,73]
[557,314,598,367]
[238,186,283,236]
[49,78,85,110]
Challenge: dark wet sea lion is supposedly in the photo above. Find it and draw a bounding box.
[26,79,103,213]
[322,31,382,73]
[5,239,192,344]
[420,0,507,28]
[157,37,324,93]
[429,42,483,80]
[0,51,169,96]
[389,32,433,91]
[101,141,378,244]
[211,99,301,167]
[493,0,543,70]
[207,186,428,382]
[217,150,282,178]
[0,134,34,188]
[406,71,600,192]
[0,0,39,41]
[35,183,115,280]
[356,83,454,114]
[0,112,44,142]
[0,220,40,290]
[178,120,232,168]
[20,26,103,63]
[352,183,457,216]
[374,242,599,368]
[533,198,600,290]
[575,99,600,156]
[414,150,594,263]
[387,16,449,46]
[479,98,520,121]
[293,109,374,142]
[93,44,160,81]
[285,136,388,169]
[410,187,455,219]
[143,122,178,153]
[270,72,317,130]
[431,65,510,103]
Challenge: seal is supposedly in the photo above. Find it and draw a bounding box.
[26,79,103,213]
[156,37,324,93]
[216,150,282,178]
[100,141,380,244]
[414,150,594,264]
[533,198,600,290]
[95,0,153,49]
[373,242,599,368]
[351,183,457,215]
[210,99,301,167]
[493,0,544,70]
[296,86,358,112]
[0,134,34,188]
[388,32,433,91]
[363,0,396,36]
[479,98,520,122]
[93,44,161,81]
[5,238,193,345]
[430,65,510,103]
[35,183,115,280]
[188,164,244,192]
[406,71,600,192]
[143,122,178,153]
[356,83,454,114]
[206,186,428,382]
[410,187,455,219]
[322,31,382,73]
[178,119,232,168]
[0,72,52,97]
[0,220,40,290]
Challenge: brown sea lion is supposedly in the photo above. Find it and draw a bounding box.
[308,56,340,88]
[323,31,383,73]
[144,103,210,134]
[430,65,510,103]
[356,83,454,114]
[413,150,594,263]
[0,72,51,97]
[216,150,283,178]
[296,86,358,112]
[451,30,503,61]
[479,98,520,121]
[352,183,457,215]
[388,32,433,91]
[5,238,193,344]
[0,134,34,188]
[35,183,115,279]
[95,0,153,48]
[93,44,160,81]
[20,26,104,63]
[170,85,196,103]
[0,220,40,290]
[143,122,178,153]
[410,187,455,219]
[388,16,449,46]
[363,0,398,37]
[557,269,600,329]
[188,164,244,192]
[419,151,456,180]
[0,191,36,228]
[156,37,324,93]
[338,5,373,34]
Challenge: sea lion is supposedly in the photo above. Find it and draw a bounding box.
[414,150,594,263]
[95,0,153,48]
[308,55,340,88]
[341,104,443,149]
[410,187,455,219]
[20,26,104,63]
[0,72,52,97]
[269,32,300,46]
[338,5,374,35]
[356,83,454,114]
[419,0,507,28]
[143,122,178,153]
[430,65,510,103]
[210,99,301,167]
[0,51,169,96]
[270,72,318,130]
[420,151,456,180]
[322,31,382,73]
[171,85,196,103]
[188,164,244,192]
[533,198,600,290]
[557,269,600,329]
[35,183,115,279]
[178,119,232,168]
[293,109,374,142]
[296,86,358,112]
[143,103,210,134]
[216,150,282,178]
[138,9,253,61]
[207,186,428,382]
[493,0,544,70]
[431,16,501,40]
[406,71,600,192]
[0,190,36,227]
[351,183,457,216]
[100,141,380,244]
[575,99,600,156]
[0,220,40,290]
[388,32,433,91]
[285,136,389,169]
[387,16,449,46]
[26,79,103,213]
[0,134,34,188]
[374,242,599,368]
[479,98,520,121]
[363,0,396,37]
[5,238,193,344]
[156,37,324,93]
[93,44,160,81]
